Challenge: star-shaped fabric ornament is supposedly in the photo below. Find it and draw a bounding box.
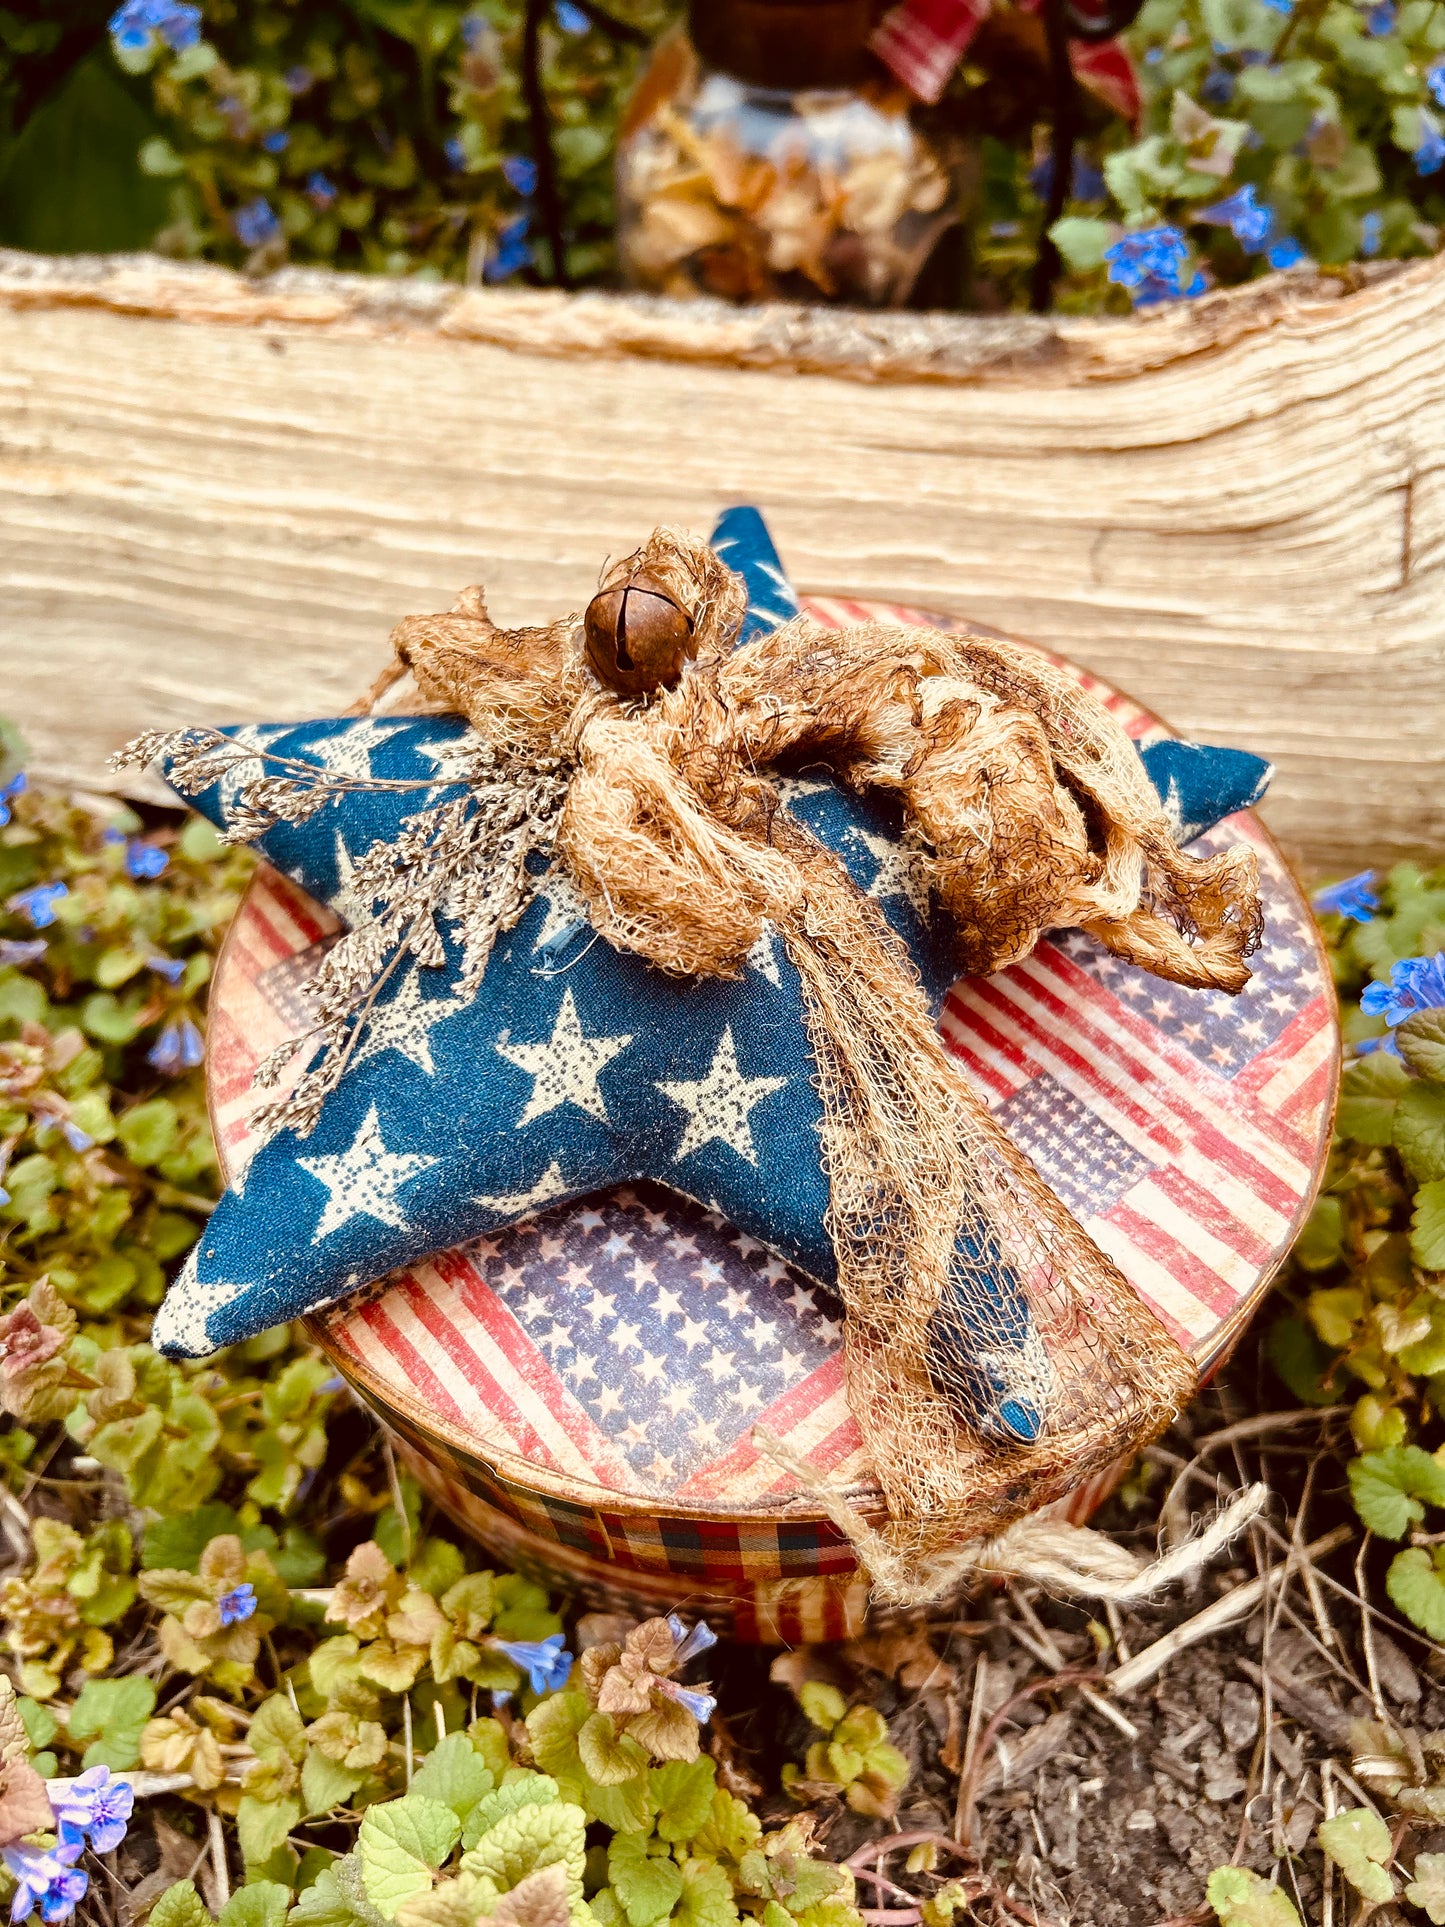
[148,507,1272,1449]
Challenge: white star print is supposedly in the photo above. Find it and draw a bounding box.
[847,827,932,919]
[415,729,485,786]
[566,1353,597,1386]
[496,988,633,1126]
[746,925,782,986]
[354,965,465,1077]
[306,719,404,784]
[661,1384,692,1417]
[774,774,831,808]
[690,1414,722,1449]
[330,831,376,928]
[474,1160,570,1215]
[218,723,286,814]
[658,1029,786,1166]
[594,1386,623,1420]
[299,1104,437,1243]
[653,1285,684,1323]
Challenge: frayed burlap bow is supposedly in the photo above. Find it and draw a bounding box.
[368,528,1260,1598]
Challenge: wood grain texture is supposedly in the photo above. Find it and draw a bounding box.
[2,244,1442,870]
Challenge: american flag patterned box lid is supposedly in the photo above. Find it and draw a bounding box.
[205,595,1337,1636]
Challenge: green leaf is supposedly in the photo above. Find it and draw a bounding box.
[799,1684,847,1734]
[358,1796,462,1919]
[608,1835,684,1927]
[1399,1010,1445,1080]
[1387,1546,1445,1638]
[1406,1852,1445,1923]
[460,1774,558,1852]
[290,1863,370,1927]
[67,1676,156,1770]
[142,1504,243,1572]
[579,1712,650,1786]
[674,1861,739,1927]
[1336,1051,1411,1145]
[1413,1179,1445,1272]
[151,1883,215,1927]
[1396,1080,1445,1182]
[1293,1195,1344,1272]
[1318,1808,1395,1903]
[1205,1867,1302,1927]
[650,1759,717,1844]
[462,1797,586,1899]
[17,1698,57,1752]
[252,1696,309,1767]
[303,1749,367,1818]
[1265,1315,1338,1405]
[239,1796,303,1873]
[1348,1445,1445,1537]
[1048,215,1113,270]
[0,54,172,253]
[409,1733,495,1827]
[117,1097,180,1168]
[219,1883,294,1927]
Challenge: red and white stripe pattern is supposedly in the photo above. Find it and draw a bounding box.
[207,603,1334,1536]
[870,0,1141,123]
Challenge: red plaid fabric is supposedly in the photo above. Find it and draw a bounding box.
[871,0,1141,124]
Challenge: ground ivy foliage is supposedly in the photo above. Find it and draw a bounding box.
[0,753,866,1927]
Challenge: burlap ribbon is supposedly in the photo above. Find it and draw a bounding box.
[377,529,1260,1599]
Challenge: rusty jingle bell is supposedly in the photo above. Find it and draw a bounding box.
[584,571,697,697]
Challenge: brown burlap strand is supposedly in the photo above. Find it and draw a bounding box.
[380,529,1259,1598]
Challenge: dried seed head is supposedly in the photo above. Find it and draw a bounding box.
[584,571,696,698]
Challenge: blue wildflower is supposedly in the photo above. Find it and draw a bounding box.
[147,1016,205,1076]
[1198,184,1275,251]
[1360,210,1383,257]
[284,65,313,94]
[1260,0,1292,14]
[1361,951,1445,1027]
[147,954,186,984]
[1266,235,1308,268]
[1429,60,1445,108]
[1313,870,1378,921]
[125,840,169,880]
[666,1613,719,1665]
[51,1767,135,1856]
[1200,66,1234,104]
[486,215,534,282]
[1417,125,1445,175]
[234,198,281,248]
[3,1843,87,1926]
[1144,45,1164,62]
[0,773,26,827]
[108,0,202,58]
[0,939,46,967]
[1104,225,1198,305]
[445,136,469,171]
[61,1122,94,1154]
[217,1583,257,1628]
[1365,0,1394,30]
[554,0,591,32]
[503,154,539,196]
[261,130,290,154]
[8,882,67,929]
[662,1682,717,1724]
[491,1633,573,1695]
[306,172,337,209]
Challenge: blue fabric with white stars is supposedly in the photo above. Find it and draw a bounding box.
[153,507,1271,1378]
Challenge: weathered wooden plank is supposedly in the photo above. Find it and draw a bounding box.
[2,245,1442,870]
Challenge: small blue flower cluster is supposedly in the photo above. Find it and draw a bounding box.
[1361,951,1445,1030]
[108,0,201,61]
[1197,185,1307,270]
[235,197,282,250]
[1104,225,1204,305]
[0,773,26,828]
[218,1580,257,1627]
[8,882,67,931]
[1312,869,1379,922]
[4,1767,134,1925]
[491,1631,574,1696]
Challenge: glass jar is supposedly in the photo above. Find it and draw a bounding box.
[616,0,973,308]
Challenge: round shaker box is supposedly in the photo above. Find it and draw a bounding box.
[204,597,1338,1642]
